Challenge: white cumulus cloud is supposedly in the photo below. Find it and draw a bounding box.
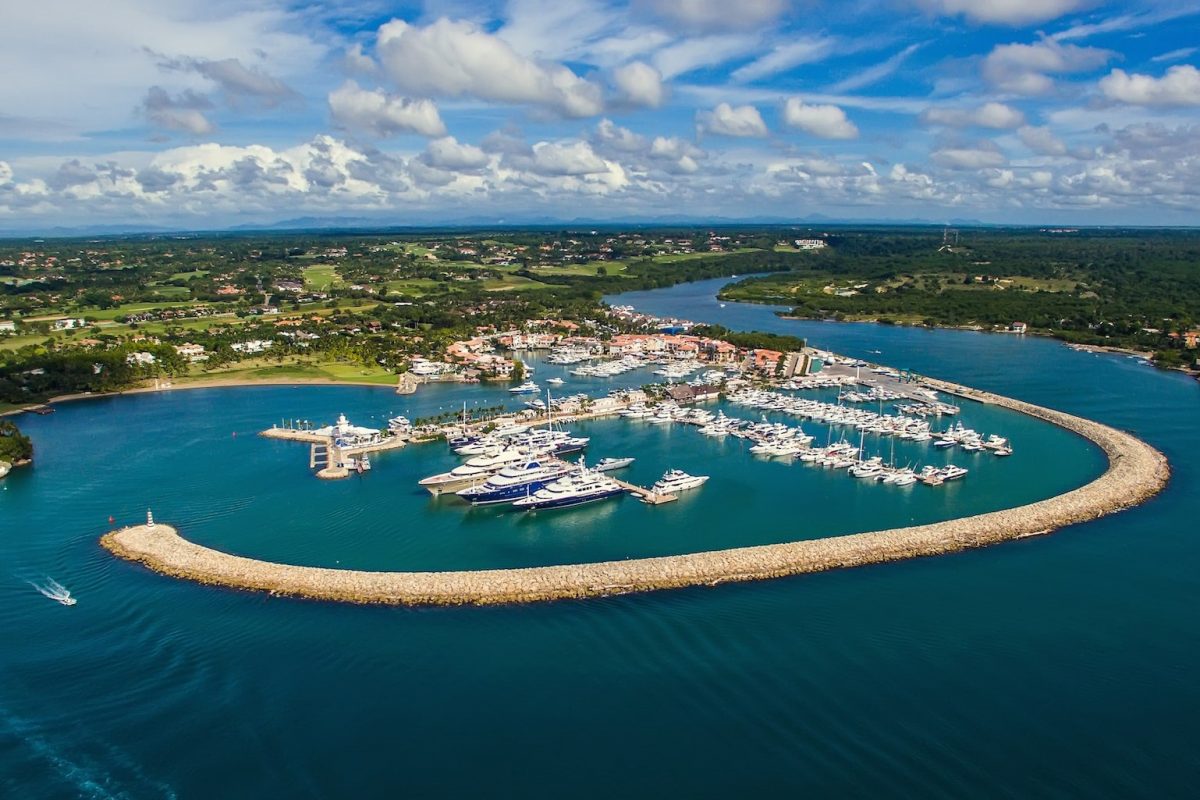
[1018,125,1069,156]
[375,18,604,118]
[328,81,447,138]
[421,137,490,170]
[612,61,665,107]
[696,103,768,138]
[916,0,1089,25]
[782,99,858,139]
[921,102,1026,129]
[932,144,1007,170]
[983,39,1113,95]
[1099,65,1200,107]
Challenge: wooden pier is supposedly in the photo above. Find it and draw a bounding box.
[609,477,677,505]
[262,423,408,480]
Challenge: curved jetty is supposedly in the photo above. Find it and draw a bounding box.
[101,380,1169,606]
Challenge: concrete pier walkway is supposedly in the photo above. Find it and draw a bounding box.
[101,379,1169,607]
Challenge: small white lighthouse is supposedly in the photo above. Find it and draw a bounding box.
[146,509,156,529]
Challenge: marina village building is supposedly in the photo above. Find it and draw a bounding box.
[420,327,816,383]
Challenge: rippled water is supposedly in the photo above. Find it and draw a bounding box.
[1,276,1196,798]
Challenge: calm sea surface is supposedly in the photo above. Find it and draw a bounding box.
[1,276,1196,798]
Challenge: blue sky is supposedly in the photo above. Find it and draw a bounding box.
[2,0,1199,229]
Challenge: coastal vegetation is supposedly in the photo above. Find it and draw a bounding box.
[720,228,1200,364]
[689,325,806,354]
[0,420,33,464]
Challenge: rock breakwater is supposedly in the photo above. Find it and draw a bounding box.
[101,380,1169,606]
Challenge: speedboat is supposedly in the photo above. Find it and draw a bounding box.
[456,460,572,505]
[512,469,626,510]
[594,456,635,472]
[546,377,565,385]
[652,469,709,494]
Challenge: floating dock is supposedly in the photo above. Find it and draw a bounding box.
[262,417,407,480]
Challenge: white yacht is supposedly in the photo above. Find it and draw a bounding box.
[509,380,540,394]
[941,464,969,481]
[419,447,537,495]
[652,469,709,494]
[546,377,565,385]
[512,469,626,510]
[849,457,883,479]
[594,457,635,472]
[455,460,571,505]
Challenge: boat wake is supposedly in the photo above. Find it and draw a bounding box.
[29,577,77,606]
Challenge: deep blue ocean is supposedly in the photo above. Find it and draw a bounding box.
[1,276,1196,798]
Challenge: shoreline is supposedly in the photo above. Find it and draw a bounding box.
[0,376,402,417]
[101,377,1170,607]
[772,312,1157,356]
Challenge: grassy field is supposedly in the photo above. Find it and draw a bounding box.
[168,270,210,281]
[181,356,397,385]
[0,333,47,352]
[384,278,443,296]
[483,275,557,291]
[533,262,628,277]
[303,264,341,291]
[651,248,760,263]
[84,301,200,321]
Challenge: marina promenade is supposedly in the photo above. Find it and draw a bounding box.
[101,378,1169,606]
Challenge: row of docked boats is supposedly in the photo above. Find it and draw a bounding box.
[425,454,707,511]
[621,399,974,489]
[571,355,644,377]
[931,421,1013,456]
[728,388,1009,454]
[893,401,961,417]
[730,389,936,439]
[546,346,599,364]
[422,428,593,494]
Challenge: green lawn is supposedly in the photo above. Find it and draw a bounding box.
[168,270,210,281]
[534,262,627,277]
[303,264,341,291]
[182,357,396,385]
[651,247,761,264]
[83,301,199,321]
[483,275,556,291]
[384,278,443,295]
[0,333,52,352]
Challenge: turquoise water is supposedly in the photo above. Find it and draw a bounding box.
[1,276,1197,797]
